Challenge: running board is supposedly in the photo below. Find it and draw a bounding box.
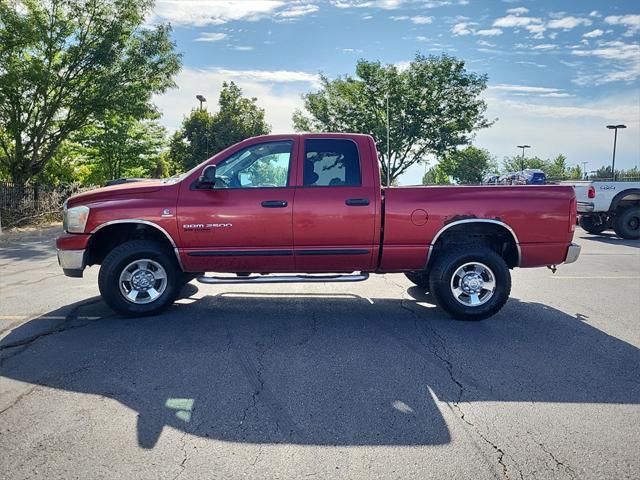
[196,273,369,285]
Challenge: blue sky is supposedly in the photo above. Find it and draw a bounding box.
[150,0,640,184]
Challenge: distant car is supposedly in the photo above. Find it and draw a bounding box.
[482,174,500,185]
[521,169,547,185]
[498,170,546,186]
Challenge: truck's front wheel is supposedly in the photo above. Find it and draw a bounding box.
[98,240,181,316]
[428,247,511,321]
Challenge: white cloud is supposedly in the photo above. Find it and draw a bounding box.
[525,24,546,39]
[452,22,472,36]
[489,84,563,94]
[277,4,319,18]
[572,40,640,61]
[342,48,363,53]
[194,32,228,42]
[589,10,601,18]
[604,14,640,35]
[531,43,557,50]
[583,29,604,39]
[150,0,285,26]
[332,0,406,9]
[547,16,592,30]
[493,15,542,28]
[232,45,254,51]
[411,15,433,24]
[506,7,529,15]
[476,28,503,36]
[477,39,496,47]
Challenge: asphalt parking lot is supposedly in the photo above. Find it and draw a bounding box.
[0,226,638,480]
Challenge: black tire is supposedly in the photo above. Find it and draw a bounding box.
[98,240,181,316]
[579,215,608,234]
[613,207,640,240]
[428,247,511,321]
[404,270,430,290]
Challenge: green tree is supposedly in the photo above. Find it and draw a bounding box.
[422,165,451,185]
[502,155,549,172]
[169,82,270,171]
[74,113,167,184]
[438,146,497,184]
[0,0,181,185]
[293,53,492,185]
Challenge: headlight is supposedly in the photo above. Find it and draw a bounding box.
[63,205,90,233]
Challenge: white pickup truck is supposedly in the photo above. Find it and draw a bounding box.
[561,180,640,239]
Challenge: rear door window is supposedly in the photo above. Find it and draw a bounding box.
[303,139,361,187]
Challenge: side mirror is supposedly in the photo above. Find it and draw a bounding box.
[196,165,217,189]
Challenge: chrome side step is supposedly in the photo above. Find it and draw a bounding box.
[196,272,369,285]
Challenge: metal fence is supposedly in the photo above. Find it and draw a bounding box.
[0,182,93,230]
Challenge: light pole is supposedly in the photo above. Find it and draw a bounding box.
[582,161,588,180]
[385,92,390,187]
[606,124,626,180]
[516,145,531,172]
[196,94,207,111]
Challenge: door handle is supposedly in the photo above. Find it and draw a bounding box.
[261,200,288,208]
[345,198,370,206]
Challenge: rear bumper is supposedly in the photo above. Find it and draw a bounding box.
[577,202,595,213]
[57,249,86,277]
[564,243,581,264]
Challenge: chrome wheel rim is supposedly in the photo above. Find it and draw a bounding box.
[450,262,496,307]
[119,259,167,304]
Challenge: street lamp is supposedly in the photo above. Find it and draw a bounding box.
[606,124,626,180]
[385,92,390,187]
[516,145,531,172]
[196,94,207,111]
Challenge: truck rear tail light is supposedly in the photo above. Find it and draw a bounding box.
[587,186,596,198]
[569,197,577,232]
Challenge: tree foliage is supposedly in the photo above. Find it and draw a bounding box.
[0,0,181,185]
[437,146,497,184]
[293,53,492,184]
[169,82,270,171]
[502,154,583,180]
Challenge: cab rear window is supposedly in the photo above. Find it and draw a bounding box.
[303,139,361,187]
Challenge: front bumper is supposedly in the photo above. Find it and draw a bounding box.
[577,202,595,213]
[57,249,86,277]
[563,243,581,264]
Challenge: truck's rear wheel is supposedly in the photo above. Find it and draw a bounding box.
[428,247,511,321]
[98,240,180,316]
[613,207,640,240]
[579,214,608,234]
[404,270,430,290]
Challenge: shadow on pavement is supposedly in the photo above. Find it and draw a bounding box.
[1,286,638,450]
[576,232,639,248]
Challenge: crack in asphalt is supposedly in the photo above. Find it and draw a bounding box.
[0,385,38,415]
[0,298,105,366]
[382,275,524,480]
[538,442,577,478]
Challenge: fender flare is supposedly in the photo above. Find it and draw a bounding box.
[90,219,183,269]
[609,188,640,212]
[427,218,522,267]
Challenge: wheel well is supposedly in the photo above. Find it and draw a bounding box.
[611,189,640,212]
[429,222,520,269]
[86,223,176,266]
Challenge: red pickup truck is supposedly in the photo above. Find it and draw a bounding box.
[57,133,580,320]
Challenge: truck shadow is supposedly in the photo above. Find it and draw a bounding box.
[1,289,638,449]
